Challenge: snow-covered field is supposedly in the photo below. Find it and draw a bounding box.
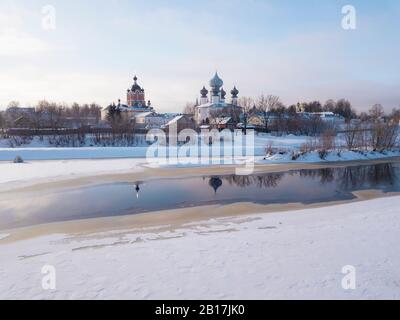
[1,196,399,300]
[0,146,152,161]
[0,158,145,185]
[1,133,398,166]
[0,133,307,161]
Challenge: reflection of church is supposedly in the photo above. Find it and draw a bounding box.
[209,177,223,194]
[195,72,242,125]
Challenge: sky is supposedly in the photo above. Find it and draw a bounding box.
[0,0,399,113]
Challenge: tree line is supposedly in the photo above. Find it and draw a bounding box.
[0,100,102,129]
[184,94,400,137]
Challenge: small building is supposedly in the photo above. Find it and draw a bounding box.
[5,107,36,122]
[210,117,235,130]
[247,114,265,128]
[247,112,282,131]
[298,111,345,123]
[314,112,345,122]
[12,115,36,129]
[134,112,167,129]
[164,115,195,133]
[60,116,99,129]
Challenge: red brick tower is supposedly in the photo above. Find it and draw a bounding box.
[127,75,146,107]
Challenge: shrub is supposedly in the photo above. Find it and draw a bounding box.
[13,155,24,163]
[278,149,287,155]
[318,149,328,160]
[265,141,274,156]
[321,129,336,150]
[291,151,301,161]
[300,137,319,153]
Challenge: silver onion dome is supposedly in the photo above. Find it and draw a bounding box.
[209,72,223,89]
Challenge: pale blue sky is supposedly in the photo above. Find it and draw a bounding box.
[0,0,399,112]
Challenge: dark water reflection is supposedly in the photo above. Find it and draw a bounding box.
[299,164,397,190]
[0,162,399,230]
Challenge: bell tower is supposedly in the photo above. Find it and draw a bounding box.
[127,75,146,107]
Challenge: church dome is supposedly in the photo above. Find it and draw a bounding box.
[209,72,223,89]
[221,88,226,99]
[200,86,209,97]
[131,75,143,91]
[231,86,239,97]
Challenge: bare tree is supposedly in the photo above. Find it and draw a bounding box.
[369,104,384,120]
[183,102,195,115]
[256,94,280,132]
[344,122,361,150]
[323,99,336,112]
[335,99,355,120]
[0,112,5,131]
[238,96,254,134]
[89,103,102,122]
[321,129,336,151]
[370,121,398,151]
[272,102,288,135]
[390,107,400,121]
[7,101,20,108]
[301,101,323,113]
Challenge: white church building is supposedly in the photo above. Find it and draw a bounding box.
[195,72,242,125]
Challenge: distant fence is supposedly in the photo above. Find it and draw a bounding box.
[3,126,376,137]
[336,128,374,134]
[3,127,232,136]
[4,127,149,136]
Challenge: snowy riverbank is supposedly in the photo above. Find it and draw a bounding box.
[264,149,400,163]
[0,158,146,186]
[1,195,399,299]
[1,152,400,187]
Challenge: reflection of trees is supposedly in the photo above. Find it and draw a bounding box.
[217,173,284,189]
[255,174,285,188]
[299,164,397,188]
[369,164,396,186]
[299,168,335,184]
[224,175,253,187]
[320,168,335,184]
[338,166,366,189]
[338,163,396,189]
[205,163,397,193]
